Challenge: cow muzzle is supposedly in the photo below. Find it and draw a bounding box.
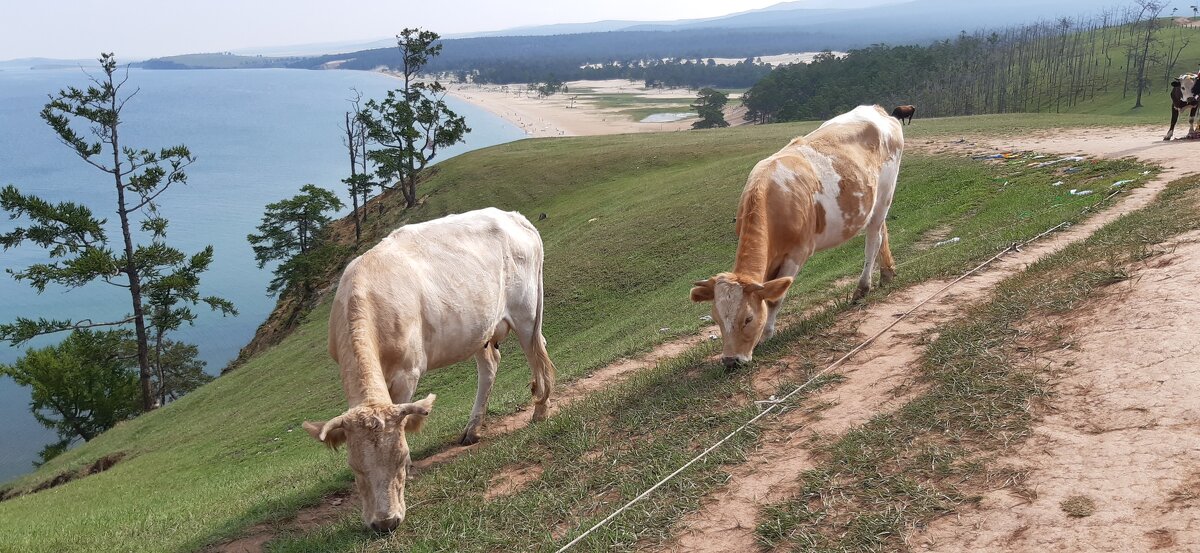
[369,515,402,533]
[721,356,749,369]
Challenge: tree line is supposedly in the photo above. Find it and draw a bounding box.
[744,1,1197,123]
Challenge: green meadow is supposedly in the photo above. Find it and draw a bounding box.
[0,115,1155,552]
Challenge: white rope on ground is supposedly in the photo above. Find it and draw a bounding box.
[553,191,1122,552]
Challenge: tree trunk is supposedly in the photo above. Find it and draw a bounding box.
[346,113,361,244]
[111,119,155,412]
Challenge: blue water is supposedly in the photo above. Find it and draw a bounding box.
[0,67,525,483]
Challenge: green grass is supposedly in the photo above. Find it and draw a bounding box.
[754,174,1200,551]
[0,118,1154,552]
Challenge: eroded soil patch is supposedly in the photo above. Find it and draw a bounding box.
[0,452,125,502]
[485,463,545,501]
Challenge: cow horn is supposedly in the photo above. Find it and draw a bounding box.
[395,393,437,417]
[318,414,346,442]
[693,278,714,287]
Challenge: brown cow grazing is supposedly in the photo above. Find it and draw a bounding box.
[691,105,904,368]
[891,105,916,125]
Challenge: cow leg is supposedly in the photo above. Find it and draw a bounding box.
[857,150,900,302]
[761,256,806,342]
[387,368,426,431]
[854,223,886,303]
[1190,105,1198,136]
[387,367,423,477]
[879,222,897,286]
[460,345,500,446]
[1166,109,1180,141]
[512,326,555,423]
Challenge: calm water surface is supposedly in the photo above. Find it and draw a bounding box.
[0,66,525,482]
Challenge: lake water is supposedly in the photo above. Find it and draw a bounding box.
[0,67,525,483]
[640,112,694,123]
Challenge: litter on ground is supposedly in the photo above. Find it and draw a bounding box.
[1032,156,1084,168]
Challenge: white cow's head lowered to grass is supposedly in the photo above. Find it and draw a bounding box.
[303,394,436,532]
[691,273,792,367]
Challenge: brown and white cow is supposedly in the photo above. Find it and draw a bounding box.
[304,208,556,531]
[691,105,904,368]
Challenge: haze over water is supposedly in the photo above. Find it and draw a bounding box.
[0,66,525,482]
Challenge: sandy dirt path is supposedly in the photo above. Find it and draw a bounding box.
[911,231,1200,552]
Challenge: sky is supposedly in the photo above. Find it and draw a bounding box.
[0,0,830,61]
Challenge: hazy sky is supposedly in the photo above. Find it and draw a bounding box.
[0,0,807,60]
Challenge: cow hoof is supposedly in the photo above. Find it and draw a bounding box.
[531,404,549,423]
[852,285,869,303]
[880,268,896,286]
[458,432,480,446]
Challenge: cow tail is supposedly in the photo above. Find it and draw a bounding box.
[529,262,556,413]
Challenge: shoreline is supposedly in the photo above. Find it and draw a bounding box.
[376,72,702,137]
[443,81,696,138]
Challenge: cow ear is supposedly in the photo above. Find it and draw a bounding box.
[303,417,347,449]
[690,278,715,303]
[753,277,793,303]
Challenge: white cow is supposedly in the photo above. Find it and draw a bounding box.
[304,207,555,531]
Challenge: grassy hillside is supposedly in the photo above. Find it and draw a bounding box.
[0,116,1152,552]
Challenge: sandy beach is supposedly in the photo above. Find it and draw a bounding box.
[377,72,749,137]
[443,79,704,137]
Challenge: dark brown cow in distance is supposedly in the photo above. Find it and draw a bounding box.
[891,105,916,125]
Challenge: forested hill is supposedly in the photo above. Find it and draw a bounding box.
[289,28,837,85]
[743,11,1200,122]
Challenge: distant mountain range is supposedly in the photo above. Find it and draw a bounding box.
[448,0,1120,39]
[24,0,1144,72]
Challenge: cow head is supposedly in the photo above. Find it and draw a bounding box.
[691,273,793,368]
[303,393,436,532]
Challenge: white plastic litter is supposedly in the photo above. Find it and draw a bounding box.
[699,315,713,322]
[934,237,961,247]
[1051,181,1064,187]
[1069,189,1094,196]
[1111,179,1134,188]
[1032,156,1084,168]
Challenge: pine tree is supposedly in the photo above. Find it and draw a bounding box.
[361,28,470,208]
[0,54,235,412]
[247,184,345,297]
